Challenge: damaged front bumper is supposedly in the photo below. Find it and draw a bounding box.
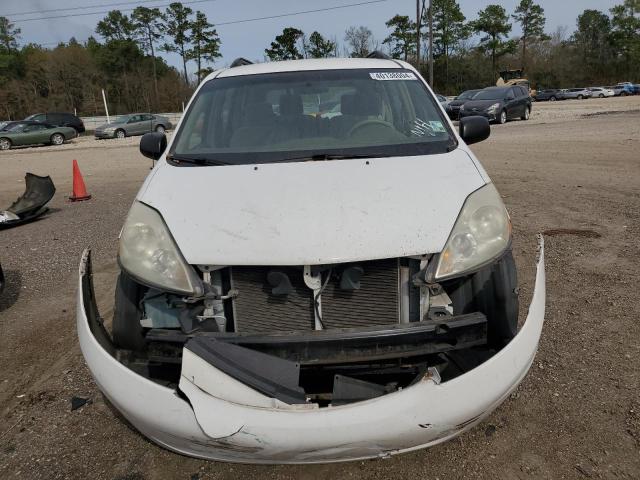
[77,238,545,464]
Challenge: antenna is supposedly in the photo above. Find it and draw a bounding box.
[230,58,253,68]
[366,51,391,60]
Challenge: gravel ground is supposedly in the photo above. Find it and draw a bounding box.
[1,96,639,479]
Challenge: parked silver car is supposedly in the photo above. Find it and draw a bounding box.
[95,114,173,139]
[562,88,592,100]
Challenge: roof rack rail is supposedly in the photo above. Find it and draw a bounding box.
[230,57,253,68]
[367,51,391,60]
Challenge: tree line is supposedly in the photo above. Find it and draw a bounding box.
[0,2,221,120]
[0,0,638,120]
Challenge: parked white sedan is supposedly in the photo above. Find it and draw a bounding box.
[588,87,615,98]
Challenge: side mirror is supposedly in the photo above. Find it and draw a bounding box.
[459,116,490,145]
[140,132,167,160]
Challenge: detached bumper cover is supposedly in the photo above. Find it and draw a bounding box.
[77,238,546,464]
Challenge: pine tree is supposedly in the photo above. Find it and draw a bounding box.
[512,0,547,71]
[188,11,221,83]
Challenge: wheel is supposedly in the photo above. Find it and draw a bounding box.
[113,272,147,352]
[115,129,126,139]
[521,107,531,121]
[444,250,519,349]
[599,94,604,98]
[577,94,583,100]
[0,138,11,150]
[549,96,556,101]
[155,124,166,134]
[497,110,507,125]
[50,133,64,145]
[621,91,627,97]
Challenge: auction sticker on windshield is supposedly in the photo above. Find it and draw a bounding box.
[369,72,417,81]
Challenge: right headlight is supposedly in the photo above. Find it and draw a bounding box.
[118,201,202,295]
[486,103,500,113]
[432,183,511,281]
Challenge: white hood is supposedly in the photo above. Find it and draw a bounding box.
[139,151,485,265]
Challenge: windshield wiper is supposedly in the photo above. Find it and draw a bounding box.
[273,153,382,163]
[166,153,229,166]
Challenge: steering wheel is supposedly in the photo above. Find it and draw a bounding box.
[347,119,396,137]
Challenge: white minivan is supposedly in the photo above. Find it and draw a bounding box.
[77,56,545,463]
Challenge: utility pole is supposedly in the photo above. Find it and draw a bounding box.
[416,0,421,68]
[428,0,434,87]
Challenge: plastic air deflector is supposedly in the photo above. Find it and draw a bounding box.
[185,336,307,404]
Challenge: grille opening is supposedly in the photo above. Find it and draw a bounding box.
[229,259,405,333]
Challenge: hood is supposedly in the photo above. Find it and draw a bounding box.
[463,99,503,111]
[96,121,122,129]
[139,151,486,265]
[449,99,469,107]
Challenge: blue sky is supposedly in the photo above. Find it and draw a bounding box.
[5,0,621,72]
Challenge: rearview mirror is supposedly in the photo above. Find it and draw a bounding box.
[459,116,490,145]
[140,132,167,160]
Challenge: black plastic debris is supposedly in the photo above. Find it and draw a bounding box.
[70,396,90,411]
[0,173,56,230]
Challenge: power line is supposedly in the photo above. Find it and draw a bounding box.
[11,0,216,24]
[13,0,389,26]
[7,0,165,18]
[216,0,390,27]
[24,0,391,49]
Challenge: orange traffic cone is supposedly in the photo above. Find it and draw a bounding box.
[69,159,91,201]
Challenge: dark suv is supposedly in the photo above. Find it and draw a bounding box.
[24,112,85,134]
[459,86,532,124]
[534,89,565,101]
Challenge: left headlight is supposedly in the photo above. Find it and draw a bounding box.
[431,183,511,281]
[118,201,202,295]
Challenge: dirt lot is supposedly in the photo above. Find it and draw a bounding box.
[1,96,639,479]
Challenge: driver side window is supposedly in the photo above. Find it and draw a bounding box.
[506,89,515,101]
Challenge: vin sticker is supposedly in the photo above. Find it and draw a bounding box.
[369,71,417,81]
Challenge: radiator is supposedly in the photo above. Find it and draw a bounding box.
[230,259,399,333]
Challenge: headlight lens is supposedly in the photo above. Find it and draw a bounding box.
[434,183,511,280]
[118,202,202,295]
[486,103,500,113]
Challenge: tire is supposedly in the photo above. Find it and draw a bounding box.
[549,96,556,101]
[444,250,519,349]
[577,94,583,100]
[521,107,531,121]
[621,91,627,97]
[113,272,148,352]
[0,138,11,150]
[50,133,64,145]
[599,94,604,98]
[498,110,507,125]
[155,124,166,134]
[115,129,126,139]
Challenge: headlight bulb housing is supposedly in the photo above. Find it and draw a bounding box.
[431,183,511,281]
[118,201,203,295]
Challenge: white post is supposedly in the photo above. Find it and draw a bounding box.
[182,101,185,112]
[101,89,110,124]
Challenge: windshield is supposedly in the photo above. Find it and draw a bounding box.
[457,90,479,100]
[170,68,455,166]
[474,89,508,100]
